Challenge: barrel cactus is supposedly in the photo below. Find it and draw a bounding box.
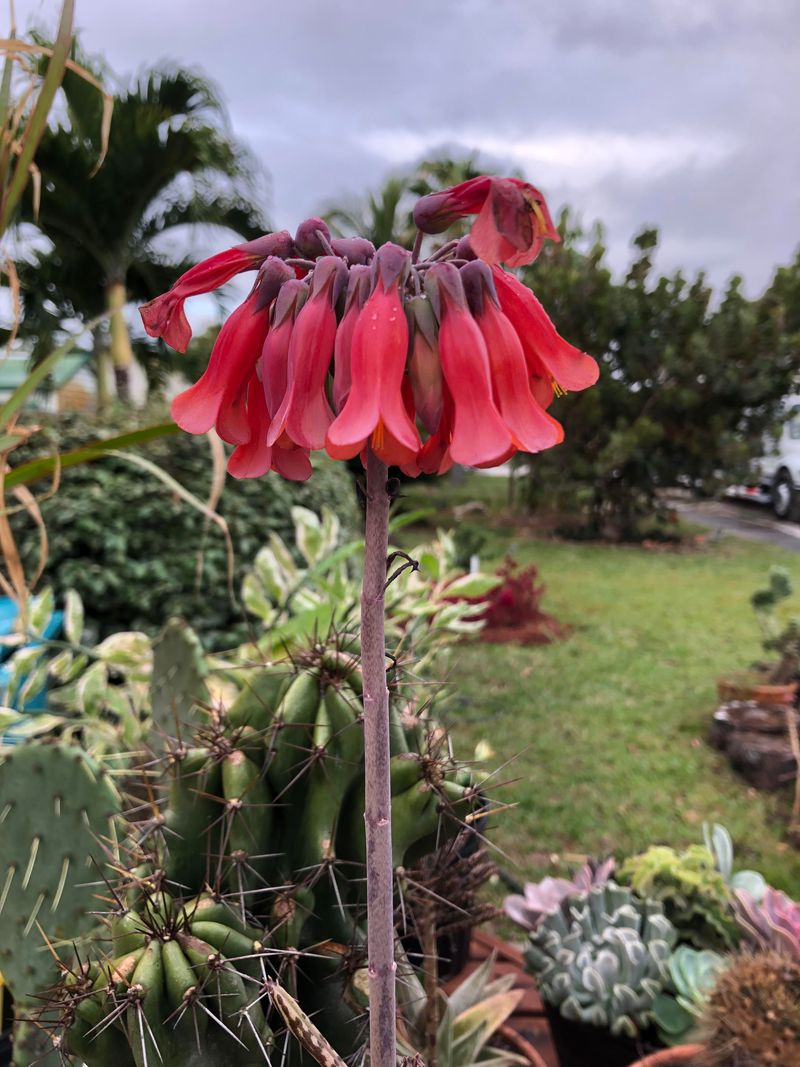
[700,950,800,1066]
[52,881,274,1067]
[42,635,479,1065]
[524,882,677,1038]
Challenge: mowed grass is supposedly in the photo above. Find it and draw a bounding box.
[400,475,800,892]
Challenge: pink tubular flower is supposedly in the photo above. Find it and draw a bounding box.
[227,371,273,479]
[140,231,294,352]
[260,279,309,418]
[227,371,312,482]
[170,258,293,439]
[142,172,600,484]
[461,261,563,454]
[407,296,443,436]
[332,266,371,413]
[491,266,599,393]
[326,245,422,466]
[424,262,513,468]
[413,176,559,267]
[268,257,348,451]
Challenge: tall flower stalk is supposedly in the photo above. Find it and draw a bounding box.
[361,448,396,1058]
[141,175,599,1067]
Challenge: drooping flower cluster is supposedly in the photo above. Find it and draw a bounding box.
[140,176,598,481]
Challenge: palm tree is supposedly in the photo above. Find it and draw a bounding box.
[18,56,267,403]
[407,153,486,199]
[323,175,416,249]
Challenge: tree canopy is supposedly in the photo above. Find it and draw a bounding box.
[16,49,267,399]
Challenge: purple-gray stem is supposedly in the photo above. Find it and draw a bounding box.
[361,447,396,1066]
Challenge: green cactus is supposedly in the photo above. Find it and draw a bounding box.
[0,743,122,1065]
[149,617,208,745]
[53,884,273,1067]
[525,882,677,1038]
[617,843,741,950]
[40,637,478,1065]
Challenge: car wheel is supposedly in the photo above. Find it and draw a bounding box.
[772,470,796,520]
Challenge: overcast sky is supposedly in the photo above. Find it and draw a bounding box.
[12,0,800,298]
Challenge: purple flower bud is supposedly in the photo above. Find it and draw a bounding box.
[370,242,411,292]
[254,257,297,311]
[455,235,478,261]
[295,217,332,258]
[331,236,376,265]
[459,259,497,317]
[309,255,349,305]
[424,261,468,318]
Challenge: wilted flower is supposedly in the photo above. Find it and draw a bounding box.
[413,176,558,267]
[141,179,599,482]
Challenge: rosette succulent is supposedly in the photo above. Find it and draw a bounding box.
[524,882,677,1038]
[652,945,728,1046]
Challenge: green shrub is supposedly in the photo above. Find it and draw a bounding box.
[10,408,358,647]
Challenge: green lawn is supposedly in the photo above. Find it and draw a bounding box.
[401,475,800,893]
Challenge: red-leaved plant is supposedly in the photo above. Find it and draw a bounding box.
[470,558,568,645]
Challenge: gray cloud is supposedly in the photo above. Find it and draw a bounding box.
[13,0,800,295]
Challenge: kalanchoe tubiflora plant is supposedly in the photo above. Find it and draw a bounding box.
[504,858,615,932]
[140,174,599,1066]
[140,183,597,481]
[524,882,677,1038]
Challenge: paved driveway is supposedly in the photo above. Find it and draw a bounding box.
[673,498,800,552]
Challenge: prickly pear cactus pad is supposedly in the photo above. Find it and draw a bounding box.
[149,617,208,745]
[0,744,121,1003]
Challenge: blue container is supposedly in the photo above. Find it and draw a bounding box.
[0,598,65,724]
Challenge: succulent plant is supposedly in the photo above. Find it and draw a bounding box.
[50,881,275,1067]
[617,844,740,951]
[396,951,528,1066]
[504,858,615,932]
[652,945,728,1046]
[239,506,497,669]
[40,636,480,1065]
[700,950,800,1066]
[702,823,766,901]
[148,617,208,745]
[0,743,122,1065]
[732,885,800,958]
[524,882,677,1038]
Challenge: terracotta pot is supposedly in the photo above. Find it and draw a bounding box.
[716,671,796,705]
[629,1045,705,1066]
[496,1023,550,1067]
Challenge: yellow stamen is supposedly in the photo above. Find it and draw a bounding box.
[531,201,547,231]
[551,378,568,398]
